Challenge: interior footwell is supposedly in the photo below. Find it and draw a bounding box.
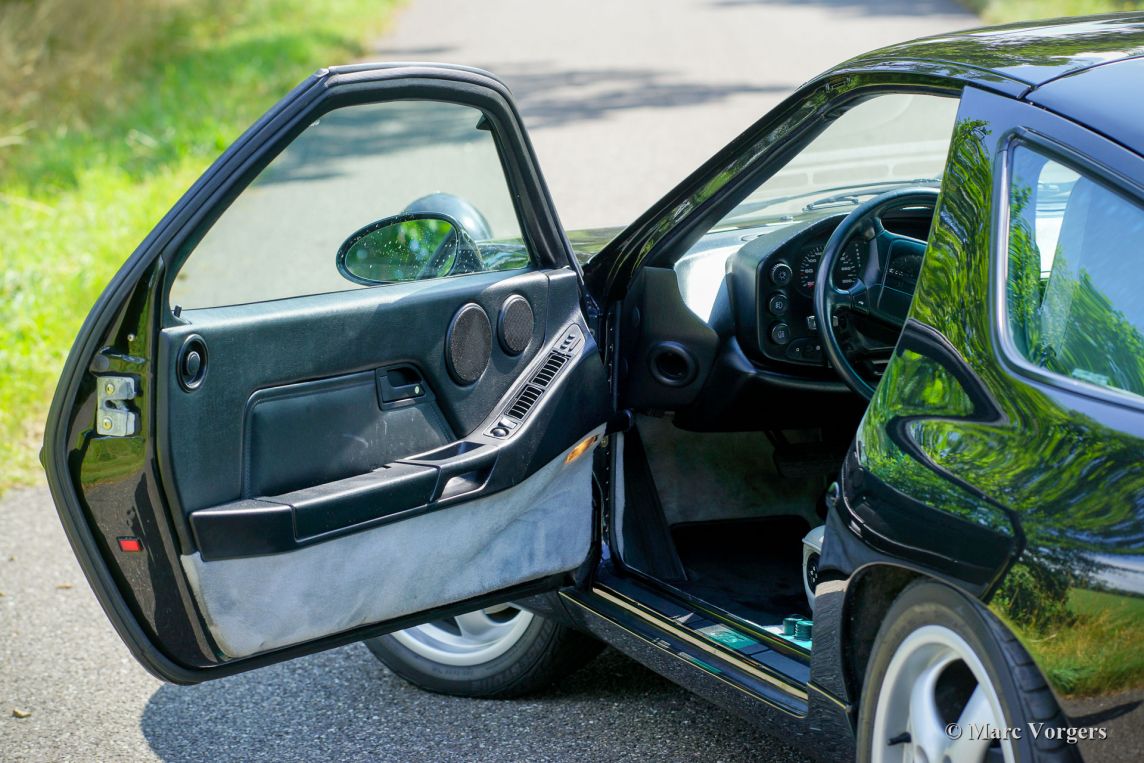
[669,515,812,627]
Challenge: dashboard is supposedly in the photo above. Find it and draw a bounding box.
[620,203,934,430]
[715,207,933,370]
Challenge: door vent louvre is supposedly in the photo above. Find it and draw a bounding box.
[529,351,568,389]
[506,384,543,420]
[502,348,573,426]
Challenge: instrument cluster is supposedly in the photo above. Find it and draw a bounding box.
[756,233,867,366]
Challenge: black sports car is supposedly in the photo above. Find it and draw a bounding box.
[43,13,1144,763]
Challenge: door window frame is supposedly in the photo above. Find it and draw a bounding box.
[160,69,577,325]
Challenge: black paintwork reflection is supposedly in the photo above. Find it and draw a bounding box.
[844,87,1144,724]
[854,14,1144,87]
[846,320,1018,590]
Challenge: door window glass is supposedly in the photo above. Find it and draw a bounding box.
[1006,145,1144,400]
[170,100,530,309]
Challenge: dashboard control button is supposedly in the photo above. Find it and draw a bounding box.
[770,322,792,346]
[786,338,824,364]
[770,262,793,287]
[768,293,789,316]
[806,315,817,332]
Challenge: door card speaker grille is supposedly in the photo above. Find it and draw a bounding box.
[445,303,492,386]
[498,295,534,356]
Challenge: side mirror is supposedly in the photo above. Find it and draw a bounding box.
[335,213,483,285]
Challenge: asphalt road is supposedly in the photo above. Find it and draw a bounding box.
[1,1,975,760]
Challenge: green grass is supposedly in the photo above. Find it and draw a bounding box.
[1013,588,1144,697]
[0,0,398,490]
[965,0,1144,23]
[1045,588,1144,696]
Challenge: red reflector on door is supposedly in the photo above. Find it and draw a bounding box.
[117,537,142,553]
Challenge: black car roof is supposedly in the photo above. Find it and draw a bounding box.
[841,13,1144,155]
[1025,56,1144,158]
[848,12,1144,89]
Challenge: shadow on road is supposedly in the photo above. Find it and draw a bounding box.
[139,644,796,761]
[365,50,797,132]
[489,63,793,130]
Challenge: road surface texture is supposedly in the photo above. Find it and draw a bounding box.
[1,0,974,760]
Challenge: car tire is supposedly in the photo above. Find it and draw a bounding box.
[857,579,1077,763]
[365,604,604,698]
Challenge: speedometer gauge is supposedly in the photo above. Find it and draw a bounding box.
[797,244,824,294]
[796,238,864,295]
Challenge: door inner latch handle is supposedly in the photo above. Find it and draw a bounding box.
[376,365,429,406]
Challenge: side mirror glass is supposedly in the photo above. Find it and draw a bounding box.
[335,213,482,285]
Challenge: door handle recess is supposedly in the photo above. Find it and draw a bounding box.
[400,441,499,502]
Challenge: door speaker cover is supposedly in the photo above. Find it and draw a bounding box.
[446,303,492,385]
[498,295,534,355]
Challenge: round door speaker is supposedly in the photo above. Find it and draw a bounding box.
[446,303,492,385]
[497,295,534,356]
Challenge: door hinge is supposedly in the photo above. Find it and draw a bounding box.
[582,294,603,340]
[96,376,139,437]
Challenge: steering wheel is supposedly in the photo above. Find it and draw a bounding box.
[812,186,939,399]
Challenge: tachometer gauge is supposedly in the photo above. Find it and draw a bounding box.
[834,238,864,289]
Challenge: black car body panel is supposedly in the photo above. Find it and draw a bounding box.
[577,16,1144,759]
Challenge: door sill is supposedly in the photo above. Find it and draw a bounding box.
[564,572,810,717]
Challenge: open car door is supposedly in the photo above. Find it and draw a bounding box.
[41,64,610,682]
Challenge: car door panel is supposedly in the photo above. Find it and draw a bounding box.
[158,268,554,516]
[162,267,606,654]
[239,369,452,502]
[43,64,610,682]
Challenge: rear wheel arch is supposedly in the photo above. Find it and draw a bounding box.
[841,563,921,702]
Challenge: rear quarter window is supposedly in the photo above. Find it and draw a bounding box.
[1005,144,1144,402]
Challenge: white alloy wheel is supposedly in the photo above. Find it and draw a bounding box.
[871,624,1015,763]
[389,604,535,667]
